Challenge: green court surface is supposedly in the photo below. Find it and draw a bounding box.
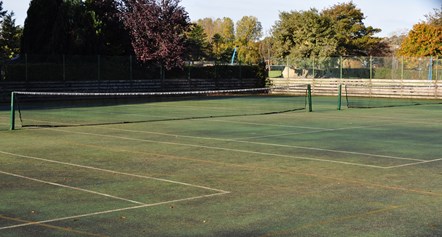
[0,96,441,236]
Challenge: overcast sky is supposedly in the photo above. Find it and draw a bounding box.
[2,0,441,37]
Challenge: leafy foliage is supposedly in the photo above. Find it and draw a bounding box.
[398,7,442,57]
[21,0,131,55]
[235,16,263,64]
[0,1,6,22]
[85,0,132,55]
[184,24,210,61]
[272,9,338,59]
[272,3,389,60]
[425,6,442,26]
[398,23,442,56]
[195,16,263,64]
[196,17,236,61]
[0,12,23,59]
[120,0,190,69]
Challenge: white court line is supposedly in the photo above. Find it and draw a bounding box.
[0,150,229,194]
[230,123,395,140]
[386,158,442,169]
[0,170,145,205]
[105,127,424,162]
[45,128,391,169]
[0,192,228,231]
[330,114,442,127]
[206,119,329,130]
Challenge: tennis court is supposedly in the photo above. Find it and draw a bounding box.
[0,94,441,236]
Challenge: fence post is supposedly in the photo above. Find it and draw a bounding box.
[312,57,315,78]
[428,56,433,80]
[401,56,404,79]
[369,55,373,79]
[340,56,343,79]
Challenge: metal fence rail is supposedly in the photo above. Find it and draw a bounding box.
[269,56,441,80]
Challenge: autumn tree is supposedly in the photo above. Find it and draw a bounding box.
[234,16,263,64]
[120,0,190,69]
[398,23,442,57]
[196,17,235,62]
[398,7,442,57]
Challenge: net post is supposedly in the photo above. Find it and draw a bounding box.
[337,84,342,110]
[307,84,312,112]
[10,92,15,130]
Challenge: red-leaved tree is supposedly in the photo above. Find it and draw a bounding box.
[120,0,190,69]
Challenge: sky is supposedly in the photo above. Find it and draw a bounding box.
[2,0,441,37]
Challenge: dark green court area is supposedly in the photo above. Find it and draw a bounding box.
[0,96,441,236]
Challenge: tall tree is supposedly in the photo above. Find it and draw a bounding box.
[184,23,210,61]
[235,16,263,64]
[197,17,215,41]
[425,6,442,26]
[272,9,338,59]
[196,17,235,62]
[0,12,23,59]
[0,1,7,23]
[120,0,190,69]
[215,17,235,43]
[21,0,97,54]
[321,2,388,56]
[398,7,442,57]
[85,0,132,55]
[235,16,262,44]
[52,0,97,54]
[21,0,62,54]
[398,23,442,57]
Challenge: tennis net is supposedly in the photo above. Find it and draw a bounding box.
[10,86,311,129]
[345,84,442,108]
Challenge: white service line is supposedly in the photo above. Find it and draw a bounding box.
[0,150,229,194]
[0,192,229,231]
[0,170,146,205]
[104,127,425,162]
[386,158,442,169]
[45,128,391,169]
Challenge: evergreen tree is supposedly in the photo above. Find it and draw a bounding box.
[0,12,23,59]
[21,0,97,54]
[0,1,7,23]
[185,24,210,61]
[85,0,132,55]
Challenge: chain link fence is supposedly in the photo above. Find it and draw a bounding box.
[268,56,441,80]
[0,54,266,82]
